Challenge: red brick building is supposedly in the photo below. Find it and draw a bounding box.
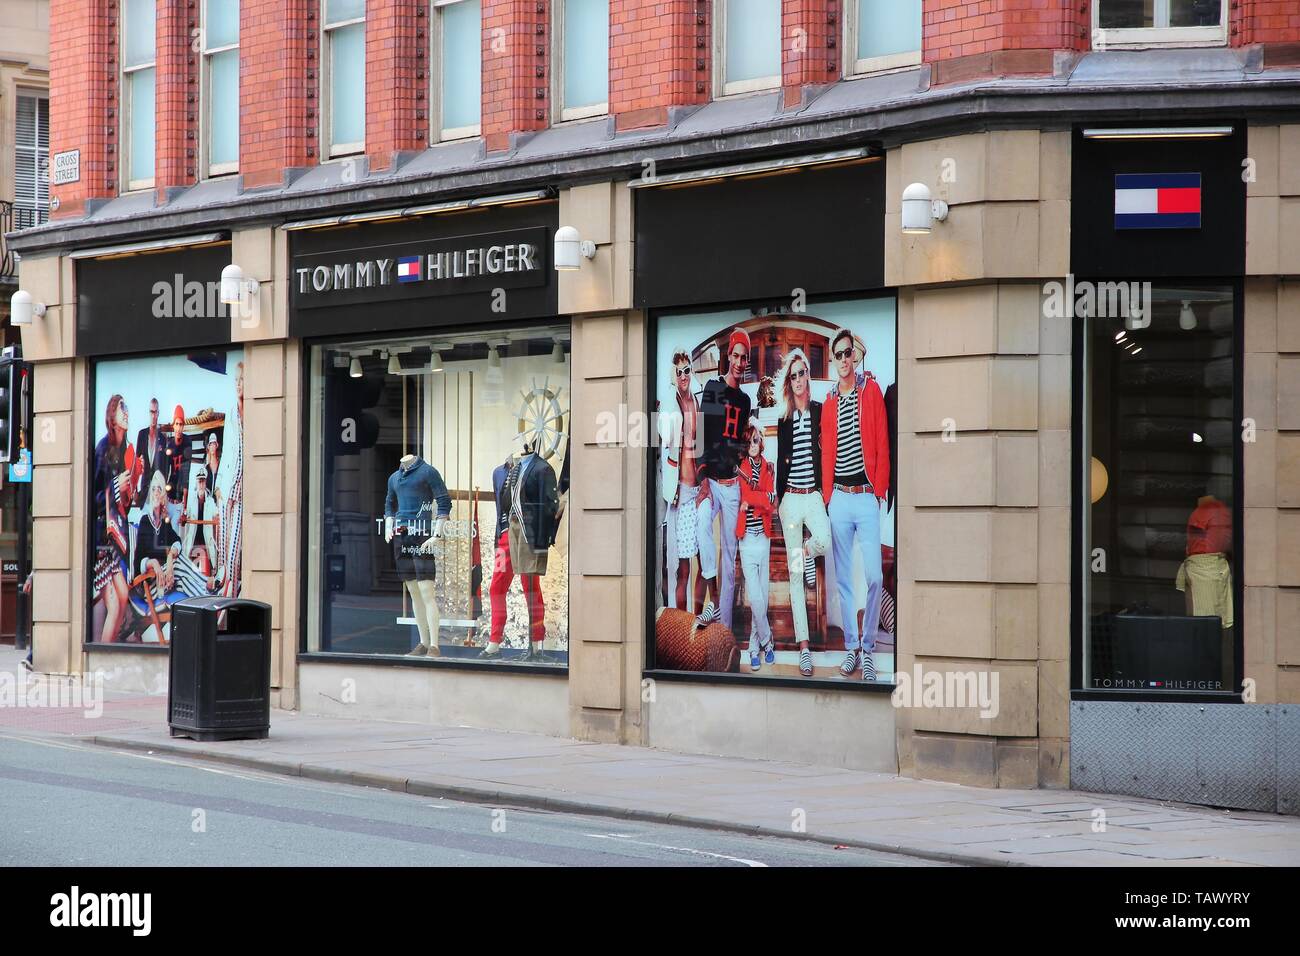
[9,1,1300,812]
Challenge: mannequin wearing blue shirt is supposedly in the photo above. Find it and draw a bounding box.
[384,454,452,656]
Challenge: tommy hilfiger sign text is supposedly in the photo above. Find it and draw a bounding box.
[291,226,549,310]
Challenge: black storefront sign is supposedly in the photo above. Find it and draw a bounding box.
[1071,123,1246,278]
[634,158,886,309]
[76,243,233,357]
[288,205,558,337]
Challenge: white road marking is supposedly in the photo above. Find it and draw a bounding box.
[584,832,768,867]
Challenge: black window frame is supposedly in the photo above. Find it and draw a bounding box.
[643,289,900,694]
[295,318,573,677]
[1069,276,1245,704]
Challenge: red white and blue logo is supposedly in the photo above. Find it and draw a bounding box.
[396,255,422,282]
[1114,173,1202,230]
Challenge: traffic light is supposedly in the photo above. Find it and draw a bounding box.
[0,347,32,465]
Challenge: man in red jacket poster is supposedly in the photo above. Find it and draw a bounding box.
[820,329,890,681]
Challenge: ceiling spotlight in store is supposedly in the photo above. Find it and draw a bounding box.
[1192,432,1204,443]
[554,226,596,271]
[1131,346,1142,354]
[551,339,565,365]
[349,357,362,378]
[901,183,949,235]
[428,343,452,373]
[388,353,402,375]
[488,346,501,368]
[1180,300,1197,331]
[1115,330,1127,342]
[9,289,46,326]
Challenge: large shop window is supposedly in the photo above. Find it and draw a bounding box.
[306,327,571,666]
[1082,284,1239,694]
[651,298,897,684]
[89,351,246,645]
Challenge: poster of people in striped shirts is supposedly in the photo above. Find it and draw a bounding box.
[653,298,897,682]
[89,350,245,644]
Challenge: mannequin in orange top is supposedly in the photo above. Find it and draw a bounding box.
[1178,493,1233,622]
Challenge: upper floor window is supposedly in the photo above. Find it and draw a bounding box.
[435,0,481,140]
[847,0,922,75]
[324,0,366,156]
[203,0,240,175]
[1094,0,1227,47]
[14,91,49,226]
[554,0,608,120]
[123,0,156,190]
[716,0,780,96]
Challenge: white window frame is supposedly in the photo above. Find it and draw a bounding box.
[121,4,156,192]
[714,0,781,97]
[202,1,240,177]
[432,0,482,142]
[843,0,923,77]
[13,89,49,226]
[1092,0,1228,49]
[552,0,609,123]
[322,4,365,158]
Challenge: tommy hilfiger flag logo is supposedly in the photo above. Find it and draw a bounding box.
[396,256,422,282]
[1114,173,1202,230]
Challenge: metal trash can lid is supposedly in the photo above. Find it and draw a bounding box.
[174,596,272,613]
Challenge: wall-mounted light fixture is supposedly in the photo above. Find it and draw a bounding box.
[9,290,46,326]
[901,183,949,235]
[219,263,260,309]
[554,226,596,271]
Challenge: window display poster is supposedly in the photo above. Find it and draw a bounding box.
[652,298,897,681]
[89,350,245,644]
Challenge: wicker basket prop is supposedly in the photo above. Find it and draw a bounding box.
[654,607,738,673]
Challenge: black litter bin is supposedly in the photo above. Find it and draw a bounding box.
[168,596,272,741]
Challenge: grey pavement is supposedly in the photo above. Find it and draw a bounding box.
[2,647,1298,866]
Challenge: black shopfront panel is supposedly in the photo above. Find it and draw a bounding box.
[634,158,886,310]
[76,243,233,358]
[1070,123,1245,700]
[1071,124,1246,279]
[639,156,898,690]
[289,203,559,337]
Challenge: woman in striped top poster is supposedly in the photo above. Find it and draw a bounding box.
[776,348,831,678]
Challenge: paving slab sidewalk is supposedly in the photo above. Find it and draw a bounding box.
[3,650,1298,866]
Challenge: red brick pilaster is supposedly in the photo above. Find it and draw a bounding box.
[782,0,841,109]
[240,0,311,190]
[366,0,426,171]
[155,0,197,200]
[482,0,548,153]
[49,0,117,218]
[923,0,1088,85]
[1233,0,1300,66]
[609,0,710,131]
